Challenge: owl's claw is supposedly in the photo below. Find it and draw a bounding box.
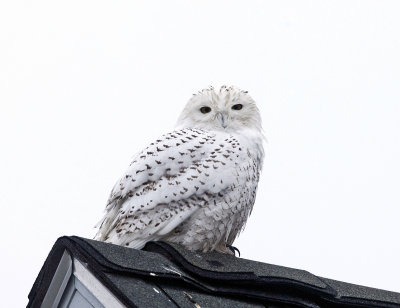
[226,244,241,257]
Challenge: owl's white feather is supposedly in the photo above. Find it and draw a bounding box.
[95,85,264,253]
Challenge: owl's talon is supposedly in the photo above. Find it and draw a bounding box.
[226,244,240,257]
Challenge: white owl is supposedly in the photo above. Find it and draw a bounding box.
[95,85,264,254]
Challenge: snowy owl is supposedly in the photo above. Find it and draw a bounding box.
[95,85,264,254]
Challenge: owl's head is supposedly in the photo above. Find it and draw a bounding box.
[176,85,262,133]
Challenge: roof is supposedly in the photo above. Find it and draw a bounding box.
[28,236,400,308]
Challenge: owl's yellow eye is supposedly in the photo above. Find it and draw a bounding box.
[200,106,211,114]
[232,104,243,110]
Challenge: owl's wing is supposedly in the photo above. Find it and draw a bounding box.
[94,128,243,248]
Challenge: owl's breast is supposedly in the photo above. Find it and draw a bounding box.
[165,147,262,252]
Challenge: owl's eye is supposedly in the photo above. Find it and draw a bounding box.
[200,106,211,114]
[232,104,243,110]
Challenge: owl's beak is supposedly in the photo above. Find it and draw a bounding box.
[216,112,228,129]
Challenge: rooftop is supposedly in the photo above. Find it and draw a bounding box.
[28,236,400,307]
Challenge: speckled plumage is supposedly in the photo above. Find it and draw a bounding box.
[95,85,264,254]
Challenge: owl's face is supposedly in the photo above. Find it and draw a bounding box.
[177,85,262,133]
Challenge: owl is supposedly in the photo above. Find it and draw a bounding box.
[95,85,264,254]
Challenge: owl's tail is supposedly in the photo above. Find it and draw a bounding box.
[93,203,120,241]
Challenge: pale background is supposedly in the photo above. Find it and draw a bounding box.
[1,1,399,306]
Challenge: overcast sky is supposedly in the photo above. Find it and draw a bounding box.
[1,1,400,306]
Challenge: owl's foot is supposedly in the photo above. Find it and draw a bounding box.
[226,244,241,257]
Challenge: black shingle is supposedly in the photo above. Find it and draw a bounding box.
[144,241,327,287]
[322,278,400,306]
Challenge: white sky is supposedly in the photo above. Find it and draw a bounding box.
[1,1,399,306]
